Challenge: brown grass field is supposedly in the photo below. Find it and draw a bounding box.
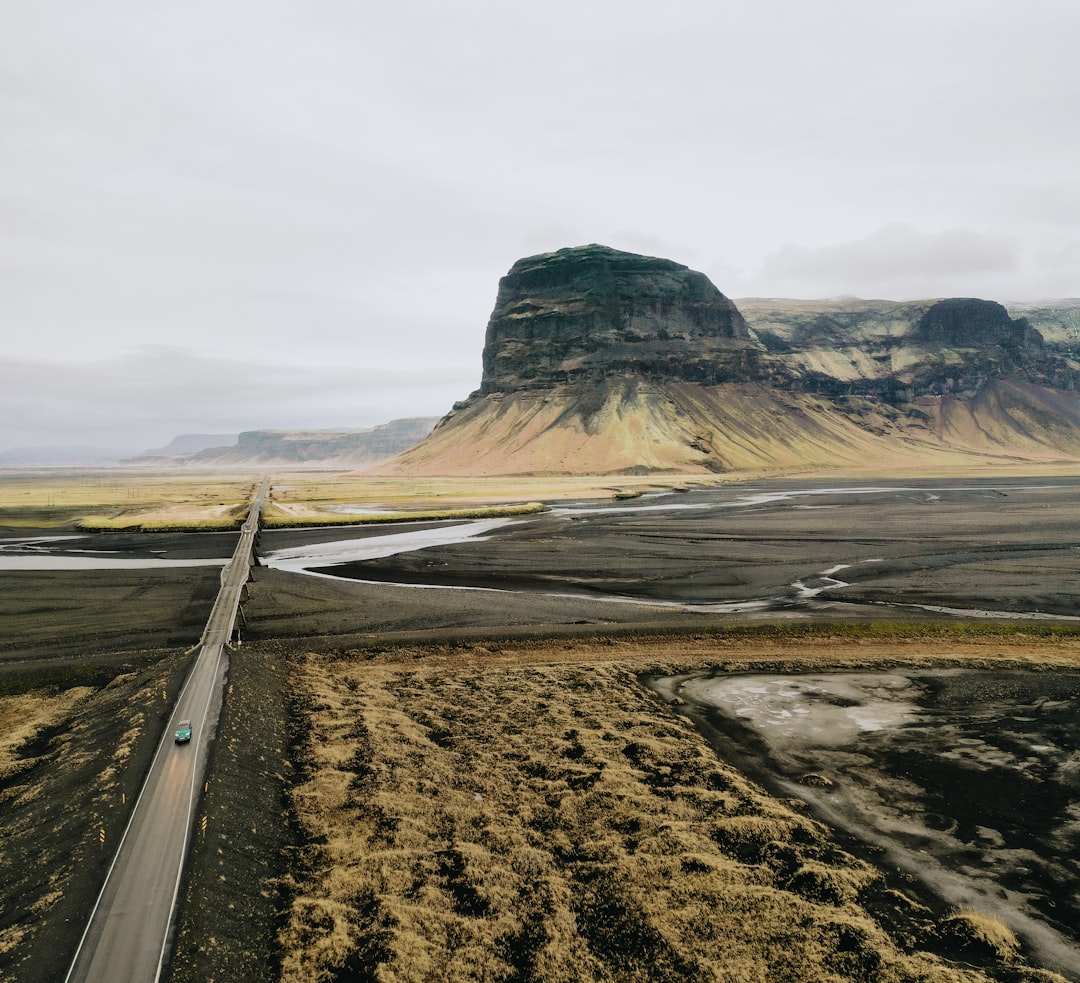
[159,627,1080,983]
[270,635,1079,983]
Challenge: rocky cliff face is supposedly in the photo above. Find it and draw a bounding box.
[1006,300,1080,355]
[480,248,1080,405]
[740,297,1080,400]
[481,244,764,392]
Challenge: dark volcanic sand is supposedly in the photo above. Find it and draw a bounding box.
[263,478,1080,621]
[0,527,233,680]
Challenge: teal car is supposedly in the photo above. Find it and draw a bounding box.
[174,719,193,743]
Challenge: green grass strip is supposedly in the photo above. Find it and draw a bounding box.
[75,516,245,533]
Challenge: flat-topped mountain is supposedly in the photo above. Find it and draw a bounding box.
[187,418,438,467]
[481,244,765,392]
[378,246,1080,476]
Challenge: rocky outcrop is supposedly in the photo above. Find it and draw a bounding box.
[481,244,764,392]
[915,298,1038,349]
[1006,300,1080,356]
[482,250,1080,406]
[741,297,1080,400]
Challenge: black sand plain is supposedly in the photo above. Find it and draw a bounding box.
[2,477,1080,981]
[268,477,1080,622]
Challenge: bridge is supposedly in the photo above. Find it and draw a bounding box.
[64,477,270,983]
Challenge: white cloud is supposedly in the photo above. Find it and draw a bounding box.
[0,347,470,451]
[731,225,1021,300]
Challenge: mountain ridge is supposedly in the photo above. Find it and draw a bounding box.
[172,418,439,468]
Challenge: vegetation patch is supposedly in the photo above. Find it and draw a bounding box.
[678,621,1080,643]
[275,649,1063,982]
[0,688,93,781]
[74,517,244,533]
[75,511,246,533]
[939,910,1022,964]
[264,472,731,513]
[0,471,259,531]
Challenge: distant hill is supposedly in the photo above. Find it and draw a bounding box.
[377,244,1080,476]
[175,418,440,468]
[4,421,437,471]
[141,434,239,457]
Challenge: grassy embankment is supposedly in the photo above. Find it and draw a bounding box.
[259,472,725,526]
[260,501,549,528]
[0,471,261,530]
[0,470,692,532]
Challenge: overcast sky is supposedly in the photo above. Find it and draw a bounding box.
[3,0,1078,453]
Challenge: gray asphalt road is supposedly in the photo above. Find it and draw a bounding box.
[65,479,268,983]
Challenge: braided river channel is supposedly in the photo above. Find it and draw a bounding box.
[7,478,1080,975]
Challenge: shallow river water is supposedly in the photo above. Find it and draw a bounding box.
[0,536,227,570]
[258,480,1080,621]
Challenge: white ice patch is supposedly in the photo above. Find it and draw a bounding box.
[684,672,923,747]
